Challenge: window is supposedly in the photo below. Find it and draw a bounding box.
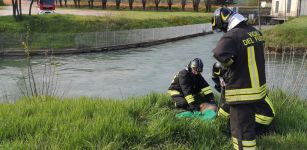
[275,1,279,13]
[287,0,291,13]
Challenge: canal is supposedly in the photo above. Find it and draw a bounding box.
[0,33,306,101]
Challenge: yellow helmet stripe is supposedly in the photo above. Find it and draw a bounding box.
[221,13,230,21]
[212,17,216,27]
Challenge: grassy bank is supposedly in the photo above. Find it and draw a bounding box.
[0,12,211,33]
[0,13,210,50]
[0,91,306,149]
[263,16,307,48]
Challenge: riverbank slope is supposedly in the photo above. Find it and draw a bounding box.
[0,12,211,33]
[263,16,307,54]
[0,91,306,149]
[0,13,211,53]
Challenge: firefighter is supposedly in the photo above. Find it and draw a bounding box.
[211,8,275,150]
[168,58,215,111]
[212,62,275,135]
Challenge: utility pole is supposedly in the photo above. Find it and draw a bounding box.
[258,0,261,30]
[285,0,287,23]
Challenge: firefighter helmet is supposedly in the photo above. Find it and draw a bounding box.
[211,7,234,32]
[188,58,203,72]
[212,7,247,32]
[212,62,222,77]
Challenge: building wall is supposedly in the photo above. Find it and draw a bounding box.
[301,0,307,15]
[271,0,299,17]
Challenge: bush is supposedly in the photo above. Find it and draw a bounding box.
[0,0,4,6]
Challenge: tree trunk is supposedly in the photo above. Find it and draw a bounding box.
[129,1,133,10]
[142,0,146,10]
[29,0,34,15]
[168,3,172,11]
[102,2,106,9]
[12,0,16,17]
[18,0,22,16]
[181,4,185,11]
[74,0,77,8]
[181,0,186,11]
[59,0,62,7]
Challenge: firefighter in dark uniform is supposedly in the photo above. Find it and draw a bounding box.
[211,8,275,150]
[168,58,215,111]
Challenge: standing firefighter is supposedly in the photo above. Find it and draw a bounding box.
[168,58,215,111]
[211,8,275,150]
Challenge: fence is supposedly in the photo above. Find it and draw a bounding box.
[0,23,212,54]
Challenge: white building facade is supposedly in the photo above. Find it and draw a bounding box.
[271,0,307,17]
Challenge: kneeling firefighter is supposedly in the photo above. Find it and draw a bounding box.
[211,7,275,150]
[168,58,215,111]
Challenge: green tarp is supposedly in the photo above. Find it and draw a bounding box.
[175,109,217,121]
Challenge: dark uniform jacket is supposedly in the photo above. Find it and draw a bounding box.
[213,23,267,104]
[168,68,214,104]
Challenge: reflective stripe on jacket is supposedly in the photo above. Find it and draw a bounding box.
[168,69,213,104]
[213,23,267,104]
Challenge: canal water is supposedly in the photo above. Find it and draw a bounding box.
[0,33,306,102]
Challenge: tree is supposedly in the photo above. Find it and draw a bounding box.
[73,0,80,8]
[192,0,200,12]
[128,0,134,10]
[115,0,121,9]
[181,0,187,11]
[29,0,34,15]
[141,0,146,10]
[12,0,22,20]
[204,0,212,12]
[154,0,160,11]
[58,0,63,7]
[64,0,67,7]
[58,0,68,7]
[88,0,94,8]
[167,0,173,11]
[101,0,107,9]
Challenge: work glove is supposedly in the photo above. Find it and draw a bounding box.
[188,103,198,112]
[209,99,216,105]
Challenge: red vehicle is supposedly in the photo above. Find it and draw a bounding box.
[37,0,55,14]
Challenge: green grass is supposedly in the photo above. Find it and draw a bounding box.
[0,12,211,33]
[0,91,306,149]
[0,13,211,50]
[263,16,307,48]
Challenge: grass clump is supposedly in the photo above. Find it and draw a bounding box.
[263,16,307,48]
[0,91,306,149]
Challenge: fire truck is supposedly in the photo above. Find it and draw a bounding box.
[37,0,55,14]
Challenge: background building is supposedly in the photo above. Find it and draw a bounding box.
[271,0,307,18]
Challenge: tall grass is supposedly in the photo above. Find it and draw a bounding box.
[0,91,306,149]
[266,51,307,99]
[16,26,68,99]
